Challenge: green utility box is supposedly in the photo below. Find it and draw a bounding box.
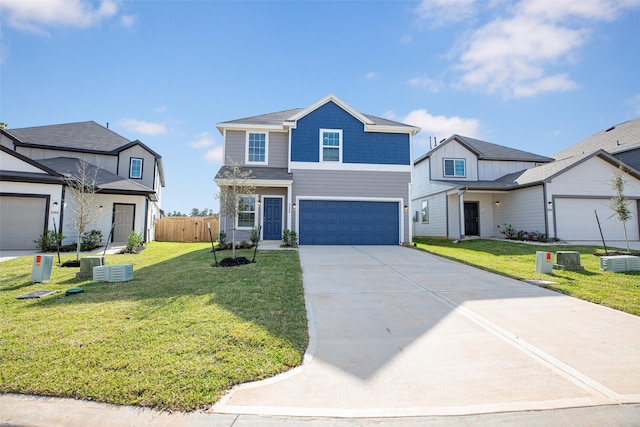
[31,255,54,282]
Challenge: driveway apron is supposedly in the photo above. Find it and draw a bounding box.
[213,246,640,417]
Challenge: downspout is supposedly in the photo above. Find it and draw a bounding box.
[458,187,468,240]
[542,182,550,239]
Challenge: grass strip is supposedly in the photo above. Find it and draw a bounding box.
[412,238,639,316]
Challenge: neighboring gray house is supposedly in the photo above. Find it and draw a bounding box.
[412,122,640,242]
[215,94,420,245]
[0,121,165,250]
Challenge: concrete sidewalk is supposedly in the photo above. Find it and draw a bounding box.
[2,245,640,426]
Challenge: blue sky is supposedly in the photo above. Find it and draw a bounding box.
[2,0,640,214]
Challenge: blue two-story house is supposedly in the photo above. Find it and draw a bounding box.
[214,94,420,245]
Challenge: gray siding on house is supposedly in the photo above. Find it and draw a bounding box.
[269,132,288,168]
[292,170,410,199]
[118,145,157,190]
[224,130,246,165]
[224,130,289,168]
[292,169,411,242]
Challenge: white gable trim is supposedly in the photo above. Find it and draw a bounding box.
[285,94,374,126]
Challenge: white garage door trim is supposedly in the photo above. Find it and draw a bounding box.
[554,197,639,241]
[295,196,405,245]
[0,194,49,250]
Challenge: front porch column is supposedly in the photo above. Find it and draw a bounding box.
[286,184,292,231]
[458,190,466,240]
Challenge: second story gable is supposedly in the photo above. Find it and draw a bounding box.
[288,96,418,168]
[216,95,420,170]
[1,121,164,194]
[415,134,553,183]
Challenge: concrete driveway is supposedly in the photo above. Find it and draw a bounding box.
[214,245,640,418]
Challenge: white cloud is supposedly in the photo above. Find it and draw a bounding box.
[119,119,167,136]
[364,71,377,80]
[1,0,119,34]
[154,105,168,113]
[402,109,482,151]
[204,146,224,163]
[414,0,477,25]
[416,0,640,98]
[120,14,137,29]
[189,132,215,149]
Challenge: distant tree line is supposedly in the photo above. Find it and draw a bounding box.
[166,208,217,217]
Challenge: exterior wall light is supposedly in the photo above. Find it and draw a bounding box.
[495,201,500,206]
[292,203,296,209]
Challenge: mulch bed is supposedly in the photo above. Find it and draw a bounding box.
[212,257,254,268]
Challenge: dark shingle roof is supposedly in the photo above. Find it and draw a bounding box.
[217,106,417,130]
[220,109,304,127]
[6,121,131,154]
[215,166,293,182]
[452,135,553,162]
[415,134,553,165]
[38,157,154,195]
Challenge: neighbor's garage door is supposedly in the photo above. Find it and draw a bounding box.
[0,196,47,250]
[299,200,399,245]
[555,198,639,241]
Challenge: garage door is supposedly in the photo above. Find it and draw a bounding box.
[555,198,639,241]
[299,200,399,245]
[0,196,47,250]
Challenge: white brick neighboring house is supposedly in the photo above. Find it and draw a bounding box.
[0,122,165,250]
[412,120,640,242]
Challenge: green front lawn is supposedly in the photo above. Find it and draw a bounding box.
[413,238,640,316]
[0,243,307,411]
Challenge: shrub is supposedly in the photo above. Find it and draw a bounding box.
[281,229,298,247]
[80,230,103,251]
[216,231,230,250]
[33,230,64,252]
[249,226,260,246]
[237,240,252,249]
[124,231,144,253]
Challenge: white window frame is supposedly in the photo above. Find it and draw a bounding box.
[245,132,268,165]
[421,200,429,223]
[443,158,466,178]
[129,158,143,179]
[319,128,343,163]
[236,194,258,230]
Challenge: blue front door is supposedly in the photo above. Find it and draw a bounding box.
[263,198,283,240]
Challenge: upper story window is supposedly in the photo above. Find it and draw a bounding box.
[443,158,465,178]
[237,196,256,229]
[320,129,342,162]
[246,132,268,164]
[129,158,143,179]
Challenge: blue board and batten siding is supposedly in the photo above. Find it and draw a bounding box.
[290,101,410,165]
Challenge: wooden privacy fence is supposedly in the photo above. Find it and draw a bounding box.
[155,216,219,243]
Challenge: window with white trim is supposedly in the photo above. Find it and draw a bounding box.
[320,129,342,162]
[129,158,143,179]
[237,196,256,229]
[246,132,268,164]
[421,200,429,223]
[443,158,465,177]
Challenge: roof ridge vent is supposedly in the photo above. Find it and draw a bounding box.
[605,126,616,132]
